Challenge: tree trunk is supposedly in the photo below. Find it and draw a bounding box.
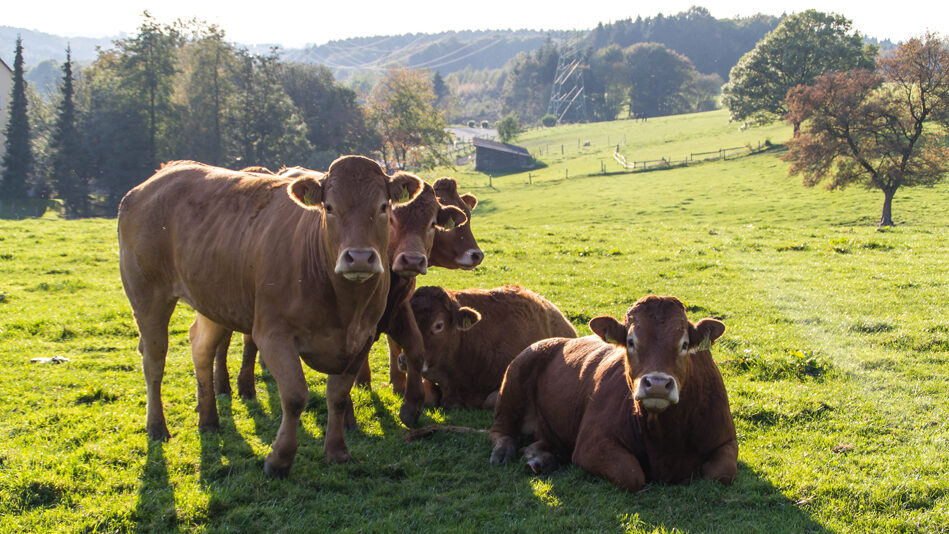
[879,188,896,227]
[792,120,801,138]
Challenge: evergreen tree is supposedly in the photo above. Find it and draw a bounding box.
[49,47,86,216]
[1,36,33,200]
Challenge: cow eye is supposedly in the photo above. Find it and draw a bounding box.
[627,337,635,350]
[324,203,334,215]
[681,340,690,352]
[432,320,445,334]
[379,202,388,214]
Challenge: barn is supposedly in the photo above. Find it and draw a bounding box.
[473,138,534,172]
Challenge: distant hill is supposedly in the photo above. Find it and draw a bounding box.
[0,26,117,66]
[283,30,571,80]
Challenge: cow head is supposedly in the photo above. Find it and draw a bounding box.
[389,178,468,277]
[287,155,422,282]
[589,296,725,414]
[409,286,481,378]
[428,177,484,270]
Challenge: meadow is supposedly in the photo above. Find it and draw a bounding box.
[1,110,948,532]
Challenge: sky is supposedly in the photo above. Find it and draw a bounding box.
[5,1,946,48]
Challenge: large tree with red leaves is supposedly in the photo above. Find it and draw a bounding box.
[783,33,949,226]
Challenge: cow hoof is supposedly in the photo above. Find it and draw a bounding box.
[326,450,353,464]
[489,437,516,465]
[264,460,290,479]
[399,404,421,428]
[147,425,171,442]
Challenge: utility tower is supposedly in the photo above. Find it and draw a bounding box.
[547,34,587,123]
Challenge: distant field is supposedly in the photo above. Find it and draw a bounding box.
[1,111,948,532]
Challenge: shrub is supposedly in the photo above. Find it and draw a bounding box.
[481,120,490,128]
[541,114,557,127]
[467,120,475,128]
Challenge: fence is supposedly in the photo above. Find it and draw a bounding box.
[612,141,770,172]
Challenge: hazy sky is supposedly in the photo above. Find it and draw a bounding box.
[6,1,945,47]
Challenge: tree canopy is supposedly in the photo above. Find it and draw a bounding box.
[722,10,877,133]
[1,36,33,200]
[783,33,949,226]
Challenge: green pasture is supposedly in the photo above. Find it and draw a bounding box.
[2,110,948,532]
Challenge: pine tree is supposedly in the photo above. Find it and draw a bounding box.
[49,46,85,216]
[1,36,33,200]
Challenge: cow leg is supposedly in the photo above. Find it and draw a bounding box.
[701,438,738,484]
[189,314,229,431]
[132,296,177,441]
[354,351,372,390]
[236,334,258,400]
[572,433,646,492]
[481,390,499,410]
[389,301,426,427]
[489,435,517,465]
[324,373,357,464]
[256,336,308,478]
[212,332,233,396]
[523,440,558,474]
[386,334,406,394]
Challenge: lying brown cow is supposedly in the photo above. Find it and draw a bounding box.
[408,285,577,409]
[489,295,737,491]
[118,156,422,477]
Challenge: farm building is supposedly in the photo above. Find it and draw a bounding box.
[473,138,534,172]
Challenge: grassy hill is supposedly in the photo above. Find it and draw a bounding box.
[1,111,948,532]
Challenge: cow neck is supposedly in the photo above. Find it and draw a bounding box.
[636,355,714,446]
[297,208,388,350]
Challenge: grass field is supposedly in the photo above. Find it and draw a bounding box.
[2,110,948,532]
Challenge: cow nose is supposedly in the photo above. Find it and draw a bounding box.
[336,247,383,278]
[641,374,675,397]
[467,249,484,266]
[393,252,428,276]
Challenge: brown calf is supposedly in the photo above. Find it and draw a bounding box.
[409,285,577,409]
[118,156,422,477]
[489,295,736,491]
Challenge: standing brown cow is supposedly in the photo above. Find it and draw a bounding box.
[118,156,422,477]
[210,174,482,428]
[489,295,737,491]
[408,285,577,409]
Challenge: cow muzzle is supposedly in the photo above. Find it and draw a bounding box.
[335,248,384,282]
[456,248,484,269]
[392,251,428,276]
[634,372,679,413]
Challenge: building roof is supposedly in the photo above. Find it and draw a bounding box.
[472,137,530,157]
[0,57,12,75]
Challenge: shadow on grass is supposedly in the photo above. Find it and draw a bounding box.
[134,440,179,533]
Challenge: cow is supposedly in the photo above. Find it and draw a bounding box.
[407,285,577,409]
[118,155,424,477]
[488,295,737,491]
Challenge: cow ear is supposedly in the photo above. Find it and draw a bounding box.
[454,306,481,331]
[590,316,626,346]
[460,193,478,211]
[388,172,423,205]
[436,205,468,230]
[288,177,323,208]
[690,318,726,351]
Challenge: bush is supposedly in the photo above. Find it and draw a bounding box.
[481,120,490,128]
[467,120,475,128]
[496,113,522,143]
[541,114,557,127]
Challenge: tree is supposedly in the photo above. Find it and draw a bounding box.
[228,49,312,170]
[500,38,560,123]
[783,33,949,227]
[432,70,449,108]
[175,22,235,166]
[368,67,449,171]
[624,42,701,118]
[495,113,521,143]
[1,36,33,200]
[49,47,87,216]
[722,10,877,134]
[277,62,378,168]
[117,13,182,169]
